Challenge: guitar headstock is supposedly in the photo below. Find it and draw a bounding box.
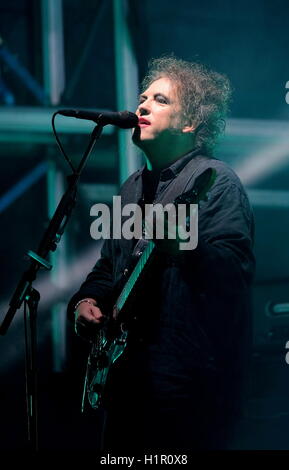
[174,167,217,205]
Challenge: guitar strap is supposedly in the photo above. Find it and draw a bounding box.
[153,154,210,205]
[132,153,211,255]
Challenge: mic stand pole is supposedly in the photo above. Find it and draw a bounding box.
[23,287,40,451]
[0,123,104,452]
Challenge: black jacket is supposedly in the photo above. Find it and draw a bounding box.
[67,148,255,412]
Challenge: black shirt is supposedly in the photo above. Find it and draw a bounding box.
[142,166,160,204]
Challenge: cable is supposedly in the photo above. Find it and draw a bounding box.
[52,111,76,173]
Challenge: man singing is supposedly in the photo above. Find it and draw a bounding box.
[67,56,255,452]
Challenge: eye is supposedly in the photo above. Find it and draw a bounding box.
[156,95,168,104]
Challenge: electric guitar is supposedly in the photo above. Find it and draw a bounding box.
[81,167,216,411]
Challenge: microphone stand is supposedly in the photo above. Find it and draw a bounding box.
[0,123,104,452]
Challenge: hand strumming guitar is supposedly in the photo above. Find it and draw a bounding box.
[74,298,107,340]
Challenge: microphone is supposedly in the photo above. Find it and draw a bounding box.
[58,109,138,129]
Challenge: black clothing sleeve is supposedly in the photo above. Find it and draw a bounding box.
[67,238,114,321]
[177,177,255,293]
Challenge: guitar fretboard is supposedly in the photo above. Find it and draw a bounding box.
[116,240,155,313]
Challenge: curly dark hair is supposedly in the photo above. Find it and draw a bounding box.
[141,56,232,155]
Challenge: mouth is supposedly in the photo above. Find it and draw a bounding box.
[138,117,151,127]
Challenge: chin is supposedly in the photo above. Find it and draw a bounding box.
[132,128,151,148]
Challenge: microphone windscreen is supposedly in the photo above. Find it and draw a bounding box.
[118,111,139,129]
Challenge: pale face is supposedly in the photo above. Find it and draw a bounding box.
[132,77,185,152]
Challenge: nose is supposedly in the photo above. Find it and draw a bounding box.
[137,101,150,116]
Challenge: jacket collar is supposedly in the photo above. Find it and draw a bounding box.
[134,146,205,182]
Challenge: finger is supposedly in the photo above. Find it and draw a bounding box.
[89,305,105,320]
[75,312,106,340]
[90,310,108,327]
[79,311,104,324]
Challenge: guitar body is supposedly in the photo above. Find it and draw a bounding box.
[83,247,152,410]
[85,325,128,409]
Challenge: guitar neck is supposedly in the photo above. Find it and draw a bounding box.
[115,240,155,313]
